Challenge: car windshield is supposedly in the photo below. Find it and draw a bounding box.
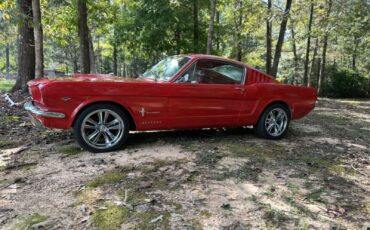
[141,56,190,81]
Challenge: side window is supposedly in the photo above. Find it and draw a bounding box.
[195,60,244,84]
[176,64,196,83]
[177,60,244,85]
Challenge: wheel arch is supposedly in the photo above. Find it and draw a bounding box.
[257,100,292,122]
[70,101,137,130]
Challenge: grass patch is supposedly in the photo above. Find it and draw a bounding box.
[286,182,300,195]
[76,188,102,206]
[2,115,21,123]
[211,161,262,182]
[56,144,83,156]
[305,188,324,202]
[0,79,15,92]
[17,213,48,229]
[303,157,356,175]
[0,139,11,147]
[91,202,129,230]
[199,209,212,218]
[134,211,171,229]
[363,203,370,216]
[226,142,286,160]
[264,208,292,228]
[87,170,125,188]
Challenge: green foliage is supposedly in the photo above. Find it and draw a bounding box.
[87,170,124,188]
[56,144,83,156]
[324,67,370,98]
[0,79,15,92]
[90,202,129,230]
[17,213,48,229]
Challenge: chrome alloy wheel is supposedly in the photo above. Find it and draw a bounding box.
[264,108,288,137]
[81,109,125,150]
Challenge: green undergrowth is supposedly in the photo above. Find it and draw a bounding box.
[91,202,129,230]
[78,159,190,229]
[56,144,83,156]
[16,213,48,230]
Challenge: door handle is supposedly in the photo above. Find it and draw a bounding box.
[235,87,245,93]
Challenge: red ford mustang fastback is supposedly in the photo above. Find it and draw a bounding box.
[25,54,317,152]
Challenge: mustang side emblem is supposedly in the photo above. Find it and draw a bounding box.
[139,107,160,117]
[61,97,71,101]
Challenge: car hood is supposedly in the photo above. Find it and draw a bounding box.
[27,74,155,87]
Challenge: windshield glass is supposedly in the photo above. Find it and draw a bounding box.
[141,56,190,81]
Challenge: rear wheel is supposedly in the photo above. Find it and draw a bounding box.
[73,103,129,153]
[254,104,290,139]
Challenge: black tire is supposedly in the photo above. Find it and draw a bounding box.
[73,103,130,153]
[253,103,290,139]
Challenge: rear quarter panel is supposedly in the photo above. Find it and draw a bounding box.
[251,83,317,122]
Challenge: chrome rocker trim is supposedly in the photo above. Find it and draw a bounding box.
[24,101,66,118]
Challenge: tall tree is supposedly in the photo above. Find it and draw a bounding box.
[352,35,359,69]
[32,0,43,78]
[5,43,10,79]
[206,0,216,55]
[317,0,333,95]
[265,0,272,74]
[193,0,199,53]
[12,0,35,92]
[77,0,90,73]
[270,0,292,77]
[235,0,243,61]
[290,23,299,85]
[303,0,314,86]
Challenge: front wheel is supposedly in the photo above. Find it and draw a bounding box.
[73,103,130,153]
[254,104,290,139]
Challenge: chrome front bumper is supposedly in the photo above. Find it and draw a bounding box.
[24,101,65,118]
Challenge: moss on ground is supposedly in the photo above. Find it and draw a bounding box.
[91,202,129,230]
[56,144,83,156]
[226,142,286,160]
[87,170,125,188]
[0,139,11,147]
[134,211,171,229]
[17,213,48,229]
[303,157,356,176]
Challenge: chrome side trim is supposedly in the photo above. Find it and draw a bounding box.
[24,101,66,118]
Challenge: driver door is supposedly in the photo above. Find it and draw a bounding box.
[167,59,246,129]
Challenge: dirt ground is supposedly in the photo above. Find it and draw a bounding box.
[0,93,369,230]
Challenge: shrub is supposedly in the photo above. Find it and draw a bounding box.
[324,67,370,98]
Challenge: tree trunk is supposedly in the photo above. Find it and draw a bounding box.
[193,0,199,53]
[113,43,118,76]
[317,0,333,95]
[12,0,35,92]
[89,33,96,73]
[5,43,10,80]
[352,36,359,69]
[265,0,272,74]
[310,38,319,84]
[236,0,243,61]
[77,0,90,74]
[291,24,299,85]
[303,0,314,86]
[216,11,220,51]
[206,0,216,55]
[32,0,43,78]
[175,23,181,54]
[270,0,292,77]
